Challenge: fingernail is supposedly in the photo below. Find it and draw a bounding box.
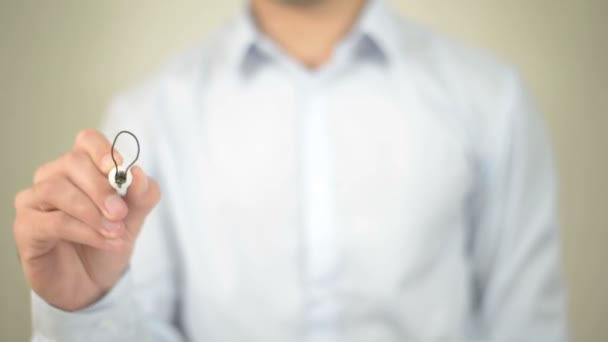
[104,194,127,218]
[100,219,123,238]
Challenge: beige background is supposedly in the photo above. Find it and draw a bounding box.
[0,0,606,340]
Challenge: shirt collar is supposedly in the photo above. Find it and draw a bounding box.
[227,0,402,77]
[355,0,402,63]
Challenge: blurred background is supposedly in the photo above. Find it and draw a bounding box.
[0,0,606,340]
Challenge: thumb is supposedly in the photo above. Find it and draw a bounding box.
[123,166,161,237]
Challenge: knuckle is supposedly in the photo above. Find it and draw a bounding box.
[12,214,24,237]
[12,220,25,250]
[33,161,54,184]
[12,215,31,248]
[66,150,88,165]
[75,128,99,146]
[33,180,57,200]
[13,189,29,209]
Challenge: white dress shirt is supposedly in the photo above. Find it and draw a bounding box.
[31,1,567,341]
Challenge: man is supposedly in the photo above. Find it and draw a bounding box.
[13,0,567,340]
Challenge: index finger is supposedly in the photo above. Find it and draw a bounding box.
[73,129,122,174]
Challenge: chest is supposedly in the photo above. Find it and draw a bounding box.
[163,70,474,337]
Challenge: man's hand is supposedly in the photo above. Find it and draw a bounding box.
[13,129,160,311]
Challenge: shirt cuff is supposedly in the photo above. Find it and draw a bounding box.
[31,269,138,342]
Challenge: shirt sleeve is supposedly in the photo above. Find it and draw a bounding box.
[31,270,139,341]
[30,89,185,342]
[469,71,568,341]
